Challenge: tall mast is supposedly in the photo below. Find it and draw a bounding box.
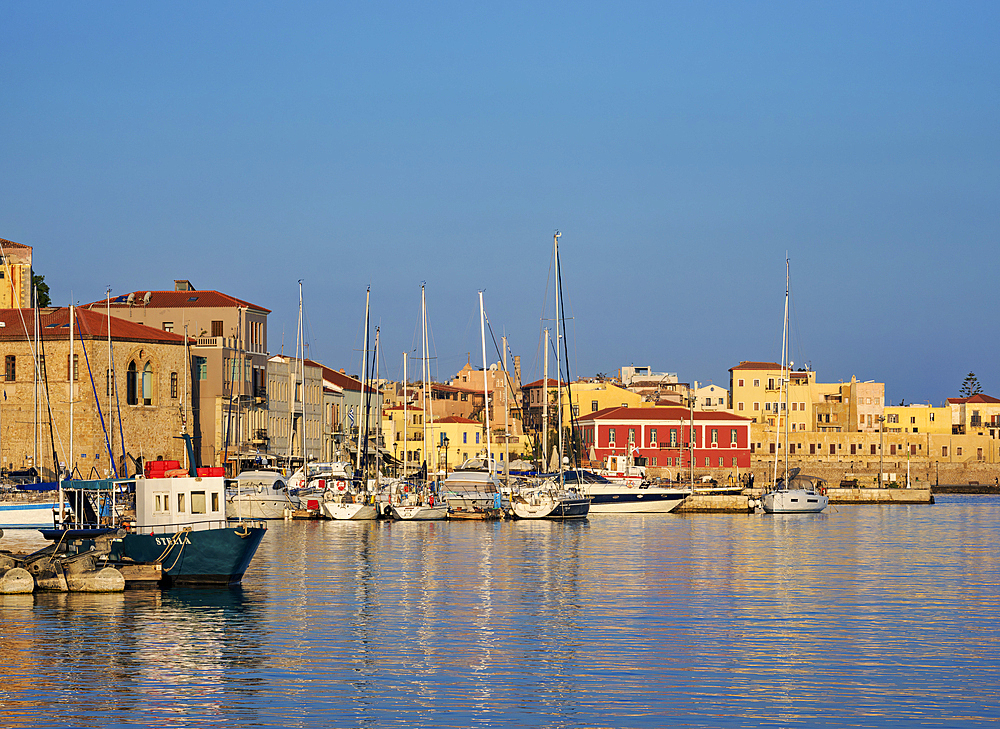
[554,231,563,486]
[356,287,370,473]
[373,327,381,486]
[68,303,74,479]
[772,257,790,486]
[502,334,509,481]
[542,327,549,471]
[402,352,408,479]
[106,287,113,475]
[34,294,39,473]
[421,284,429,483]
[479,290,492,472]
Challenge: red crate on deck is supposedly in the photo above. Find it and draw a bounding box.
[197,467,226,477]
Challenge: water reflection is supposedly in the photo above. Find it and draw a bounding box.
[3,498,999,728]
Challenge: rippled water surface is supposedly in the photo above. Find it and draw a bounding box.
[2,495,999,728]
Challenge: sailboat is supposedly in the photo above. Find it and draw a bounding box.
[323,288,378,520]
[510,232,590,520]
[761,258,829,514]
[392,285,448,521]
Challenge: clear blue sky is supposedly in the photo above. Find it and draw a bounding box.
[3,2,998,405]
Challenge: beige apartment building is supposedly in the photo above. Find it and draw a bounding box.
[87,280,270,469]
[0,238,33,309]
[1,307,188,479]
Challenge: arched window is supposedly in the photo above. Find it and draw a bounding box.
[126,361,138,405]
[142,362,153,406]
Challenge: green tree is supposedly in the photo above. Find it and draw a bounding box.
[32,274,51,307]
[960,372,983,398]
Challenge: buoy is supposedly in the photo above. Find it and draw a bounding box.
[0,567,36,594]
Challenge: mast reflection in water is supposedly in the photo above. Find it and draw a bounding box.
[1,495,998,728]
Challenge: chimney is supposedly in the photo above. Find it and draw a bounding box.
[174,280,195,291]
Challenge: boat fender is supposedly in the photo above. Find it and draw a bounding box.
[819,486,827,496]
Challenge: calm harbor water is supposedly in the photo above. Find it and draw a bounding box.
[2,495,998,728]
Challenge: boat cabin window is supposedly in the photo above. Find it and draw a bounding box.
[177,493,186,512]
[154,493,169,513]
[212,492,220,511]
[191,491,207,514]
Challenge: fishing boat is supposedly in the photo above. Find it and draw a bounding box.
[227,469,298,520]
[510,232,590,520]
[761,258,829,515]
[39,472,266,586]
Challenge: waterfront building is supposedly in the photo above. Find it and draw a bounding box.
[883,404,951,435]
[948,394,1000,436]
[0,307,188,479]
[86,280,270,469]
[576,406,753,479]
[619,365,688,404]
[694,383,729,411]
[0,238,32,309]
[266,355,323,468]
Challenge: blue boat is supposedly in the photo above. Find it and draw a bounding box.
[40,475,266,587]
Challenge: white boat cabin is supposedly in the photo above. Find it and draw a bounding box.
[136,476,227,532]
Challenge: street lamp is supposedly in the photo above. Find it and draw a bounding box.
[441,435,450,476]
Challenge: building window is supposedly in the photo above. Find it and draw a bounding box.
[957,447,963,456]
[196,357,208,381]
[711,429,718,444]
[738,402,744,411]
[476,432,480,445]
[942,446,948,457]
[170,372,178,398]
[142,362,153,405]
[753,379,760,387]
[69,354,79,382]
[731,429,738,445]
[609,428,616,445]
[704,457,710,467]
[162,322,174,333]
[591,400,599,412]
[738,379,744,387]
[669,429,677,447]
[463,432,467,444]
[126,362,139,405]
[211,320,224,337]
[4,355,15,381]
[718,457,724,467]
[929,412,935,422]
[628,428,635,444]
[754,402,760,411]
[650,429,657,445]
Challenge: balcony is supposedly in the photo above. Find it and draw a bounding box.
[250,429,269,444]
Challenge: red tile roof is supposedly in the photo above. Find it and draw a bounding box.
[729,361,783,371]
[436,415,479,424]
[0,307,186,344]
[86,290,270,313]
[522,378,567,389]
[948,394,1000,404]
[0,238,31,249]
[303,358,377,394]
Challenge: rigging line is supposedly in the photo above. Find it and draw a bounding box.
[37,319,63,477]
[483,311,520,410]
[74,310,116,471]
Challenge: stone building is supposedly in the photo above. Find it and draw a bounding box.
[0,307,188,479]
[86,281,270,469]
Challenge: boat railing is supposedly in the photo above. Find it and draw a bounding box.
[134,518,266,534]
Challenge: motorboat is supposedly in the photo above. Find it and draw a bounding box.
[441,458,503,520]
[562,469,689,514]
[227,470,299,520]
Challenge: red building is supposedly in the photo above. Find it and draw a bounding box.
[576,407,753,473]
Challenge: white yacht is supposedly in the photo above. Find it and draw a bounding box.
[561,469,688,514]
[227,470,298,520]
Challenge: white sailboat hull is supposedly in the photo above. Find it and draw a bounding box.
[226,495,294,520]
[391,503,448,521]
[762,489,828,514]
[322,501,378,520]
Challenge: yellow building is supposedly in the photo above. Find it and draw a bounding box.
[0,238,33,308]
[883,404,950,435]
[729,361,818,433]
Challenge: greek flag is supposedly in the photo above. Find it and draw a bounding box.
[348,406,355,427]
